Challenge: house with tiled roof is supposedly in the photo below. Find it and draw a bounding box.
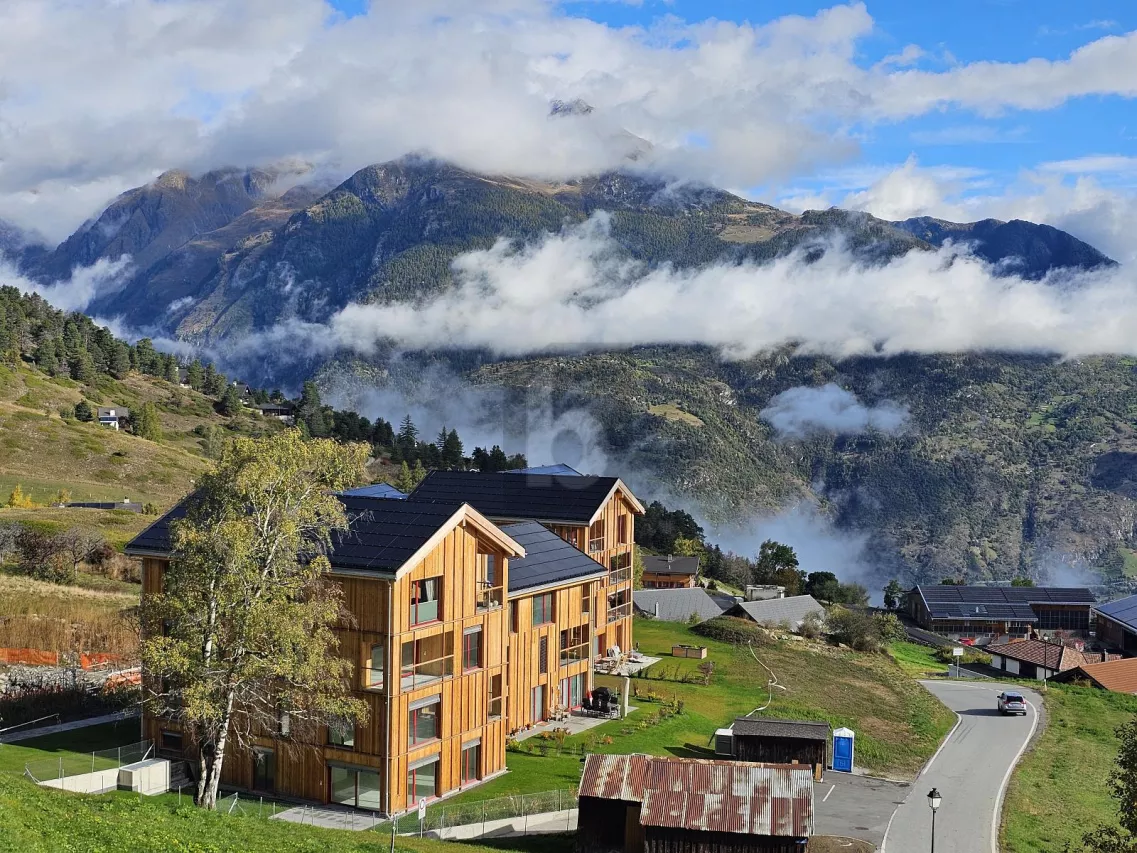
[986,638,1099,680]
[1050,657,1137,693]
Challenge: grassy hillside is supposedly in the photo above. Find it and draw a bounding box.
[1001,685,1137,852]
[0,361,282,509]
[0,573,138,658]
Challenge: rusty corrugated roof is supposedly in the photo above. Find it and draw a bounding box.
[579,754,813,838]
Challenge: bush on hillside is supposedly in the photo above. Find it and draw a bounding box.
[874,612,907,643]
[827,606,885,652]
[691,615,770,646]
[934,645,991,666]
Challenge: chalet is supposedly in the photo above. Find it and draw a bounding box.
[577,753,813,853]
[729,717,830,782]
[641,555,699,589]
[97,406,130,430]
[906,585,1096,642]
[127,471,643,815]
[258,402,295,424]
[1093,594,1137,656]
[1050,657,1137,693]
[408,470,645,657]
[986,638,1100,680]
[725,595,825,632]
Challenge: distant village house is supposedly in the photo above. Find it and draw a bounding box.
[96,406,130,430]
[641,555,699,589]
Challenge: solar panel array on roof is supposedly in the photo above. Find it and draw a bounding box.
[408,470,619,525]
[1095,593,1137,631]
[339,483,407,499]
[917,584,1095,620]
[500,521,606,592]
[503,464,585,477]
[126,495,466,575]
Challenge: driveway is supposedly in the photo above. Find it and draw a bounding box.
[882,680,1041,853]
[814,773,910,849]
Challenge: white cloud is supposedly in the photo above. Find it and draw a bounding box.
[1039,155,1137,175]
[759,384,909,438]
[312,213,1137,361]
[0,255,133,313]
[1,1,1136,241]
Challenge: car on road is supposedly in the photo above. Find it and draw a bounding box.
[997,691,1027,715]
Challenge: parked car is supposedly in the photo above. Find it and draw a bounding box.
[997,692,1027,716]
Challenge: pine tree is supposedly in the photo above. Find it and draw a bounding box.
[109,343,132,379]
[393,461,416,493]
[164,356,180,384]
[297,381,327,437]
[443,429,464,469]
[412,459,427,487]
[70,348,96,382]
[74,400,93,422]
[35,339,58,375]
[398,414,418,447]
[219,384,243,417]
[186,360,205,391]
[132,403,162,442]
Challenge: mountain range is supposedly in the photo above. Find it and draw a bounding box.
[1,158,1131,587]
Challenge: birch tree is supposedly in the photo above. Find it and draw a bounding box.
[141,431,369,809]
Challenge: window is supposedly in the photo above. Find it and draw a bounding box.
[530,685,546,722]
[538,636,548,675]
[477,554,502,611]
[510,601,519,633]
[330,766,381,810]
[462,628,483,672]
[407,757,439,805]
[461,741,482,784]
[560,673,586,709]
[366,643,385,690]
[160,730,183,754]
[532,593,554,626]
[617,515,628,545]
[410,578,441,625]
[608,552,632,585]
[582,591,591,615]
[488,674,503,720]
[253,749,275,793]
[400,634,454,690]
[409,696,440,745]
[588,520,605,553]
[560,625,589,665]
[328,719,355,748]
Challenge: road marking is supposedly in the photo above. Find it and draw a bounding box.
[990,694,1039,853]
[822,784,835,803]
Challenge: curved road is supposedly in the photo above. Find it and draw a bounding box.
[882,680,1041,853]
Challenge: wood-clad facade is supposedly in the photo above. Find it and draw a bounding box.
[137,477,644,816]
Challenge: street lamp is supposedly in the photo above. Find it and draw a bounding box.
[927,788,942,853]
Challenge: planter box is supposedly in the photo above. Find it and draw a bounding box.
[671,644,708,659]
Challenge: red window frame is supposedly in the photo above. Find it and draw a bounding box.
[407,761,438,805]
[462,630,482,672]
[461,743,481,784]
[409,702,440,746]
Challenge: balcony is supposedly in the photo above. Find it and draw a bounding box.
[607,601,632,624]
[589,536,605,553]
[476,580,503,612]
[608,565,631,586]
[561,625,590,666]
[400,634,454,691]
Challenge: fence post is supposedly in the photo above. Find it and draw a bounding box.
[390,816,396,853]
[58,756,63,783]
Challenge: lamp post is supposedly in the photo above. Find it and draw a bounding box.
[927,787,942,853]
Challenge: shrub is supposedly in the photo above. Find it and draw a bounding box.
[799,611,825,640]
[874,612,906,643]
[692,615,770,646]
[73,400,94,422]
[827,606,883,652]
[934,646,991,666]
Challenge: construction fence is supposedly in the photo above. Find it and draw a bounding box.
[24,738,153,787]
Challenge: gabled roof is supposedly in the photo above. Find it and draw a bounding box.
[340,483,407,500]
[633,588,729,623]
[986,639,1089,671]
[1053,658,1137,693]
[500,521,606,593]
[578,754,813,839]
[504,464,584,477]
[914,584,1095,621]
[727,595,824,629]
[642,555,700,576]
[126,494,524,576]
[731,717,831,741]
[408,470,644,525]
[1094,594,1137,632]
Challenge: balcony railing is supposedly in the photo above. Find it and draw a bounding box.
[607,602,632,623]
[488,697,503,720]
[560,643,589,666]
[477,581,504,612]
[400,654,454,691]
[589,536,605,553]
[608,565,631,585]
[363,668,385,691]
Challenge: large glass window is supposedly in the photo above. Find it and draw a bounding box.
[608,552,632,585]
[531,685,546,722]
[400,633,454,690]
[462,628,483,672]
[328,719,355,748]
[366,643,385,690]
[617,515,628,545]
[488,674,503,720]
[560,625,589,665]
[409,697,440,745]
[589,520,605,553]
[461,742,481,784]
[532,593,554,626]
[330,766,381,810]
[477,554,502,611]
[408,758,438,805]
[411,578,441,625]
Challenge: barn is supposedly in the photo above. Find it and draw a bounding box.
[730,717,830,782]
[578,754,813,853]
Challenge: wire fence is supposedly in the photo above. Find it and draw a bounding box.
[387,788,578,836]
[24,739,153,786]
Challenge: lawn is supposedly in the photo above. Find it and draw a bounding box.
[1001,684,1137,852]
[888,641,949,678]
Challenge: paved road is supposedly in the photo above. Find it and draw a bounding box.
[883,680,1040,853]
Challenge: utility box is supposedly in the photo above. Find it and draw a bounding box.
[714,728,734,756]
[118,758,170,795]
[832,728,855,773]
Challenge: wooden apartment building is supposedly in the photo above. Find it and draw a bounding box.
[126,470,643,816]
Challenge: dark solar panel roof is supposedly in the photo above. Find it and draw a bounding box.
[732,717,831,741]
[408,470,620,525]
[339,483,407,499]
[500,521,606,592]
[1095,594,1137,631]
[917,585,1095,620]
[126,495,467,575]
[504,464,584,477]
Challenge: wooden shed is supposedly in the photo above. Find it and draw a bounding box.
[730,717,830,782]
[577,753,813,853]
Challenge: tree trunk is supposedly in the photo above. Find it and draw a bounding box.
[196,690,236,810]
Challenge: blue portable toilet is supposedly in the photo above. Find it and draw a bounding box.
[832,727,855,772]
